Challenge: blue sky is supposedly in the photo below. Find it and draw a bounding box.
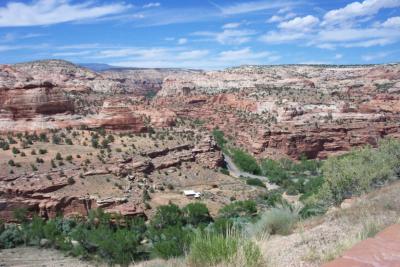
[0,0,399,69]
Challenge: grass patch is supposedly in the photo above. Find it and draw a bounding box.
[249,206,298,237]
[246,178,266,188]
[188,229,263,267]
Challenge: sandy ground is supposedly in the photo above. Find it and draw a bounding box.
[0,247,98,267]
[261,181,400,267]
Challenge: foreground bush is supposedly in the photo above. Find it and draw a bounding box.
[183,202,212,227]
[218,200,257,220]
[249,206,298,237]
[0,224,24,249]
[188,229,263,267]
[317,138,400,205]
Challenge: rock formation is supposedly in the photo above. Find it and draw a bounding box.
[156,64,400,159]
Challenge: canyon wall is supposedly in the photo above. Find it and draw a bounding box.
[156,64,400,159]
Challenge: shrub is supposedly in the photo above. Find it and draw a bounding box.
[13,208,28,223]
[12,147,20,154]
[52,134,61,144]
[188,230,238,266]
[218,200,257,219]
[3,143,9,150]
[31,164,38,171]
[84,225,141,265]
[65,138,73,145]
[151,204,183,229]
[188,229,263,267]
[260,159,289,185]
[262,189,286,207]
[91,138,99,148]
[230,149,261,175]
[220,168,230,175]
[246,178,266,188]
[142,190,151,201]
[0,225,24,249]
[39,149,47,155]
[55,152,63,160]
[39,133,48,142]
[150,225,192,259]
[299,201,326,218]
[317,139,400,205]
[212,129,227,148]
[250,206,298,236]
[183,203,212,227]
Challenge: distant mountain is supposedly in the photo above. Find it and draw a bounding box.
[79,63,119,72]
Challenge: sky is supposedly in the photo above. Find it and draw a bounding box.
[0,0,399,69]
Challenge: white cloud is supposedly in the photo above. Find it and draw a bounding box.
[96,48,169,59]
[108,47,279,70]
[267,12,296,23]
[335,54,343,59]
[278,7,292,14]
[315,43,336,50]
[342,38,395,47]
[193,29,256,45]
[216,29,255,45]
[382,16,400,27]
[0,43,49,52]
[260,31,306,44]
[177,50,209,60]
[178,38,188,45]
[278,15,319,31]
[52,50,93,57]
[143,2,161,8]
[0,0,129,27]
[318,28,399,42]
[222,22,241,29]
[218,47,271,61]
[323,0,400,25]
[57,43,101,50]
[218,1,296,15]
[362,51,390,61]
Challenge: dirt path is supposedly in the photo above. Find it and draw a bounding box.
[223,153,278,190]
[0,247,98,267]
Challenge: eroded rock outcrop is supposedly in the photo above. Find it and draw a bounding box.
[156,64,400,159]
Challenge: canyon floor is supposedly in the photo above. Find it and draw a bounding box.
[1,181,399,267]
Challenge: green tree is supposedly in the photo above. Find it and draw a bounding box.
[183,203,212,226]
[231,149,261,175]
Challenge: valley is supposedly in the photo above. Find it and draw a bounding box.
[0,59,400,266]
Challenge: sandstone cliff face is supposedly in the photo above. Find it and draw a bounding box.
[156,64,400,159]
[101,68,201,96]
[14,60,122,93]
[2,60,400,159]
[159,64,400,97]
[0,61,179,132]
[85,99,146,131]
[0,66,74,120]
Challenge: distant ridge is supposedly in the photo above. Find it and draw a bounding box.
[79,63,204,73]
[79,63,119,72]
